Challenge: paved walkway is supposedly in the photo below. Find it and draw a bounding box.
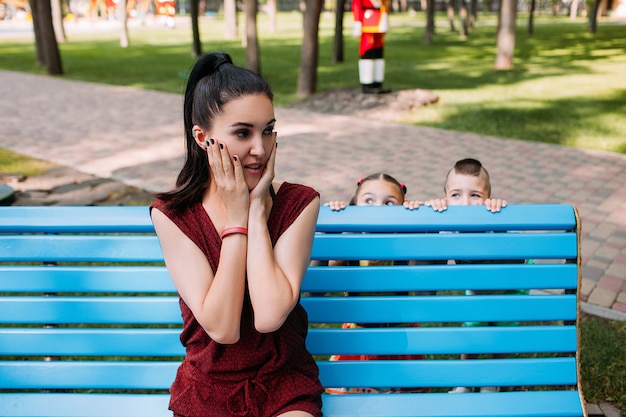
[1,69,625,320]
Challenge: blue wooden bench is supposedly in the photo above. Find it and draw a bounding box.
[0,204,587,417]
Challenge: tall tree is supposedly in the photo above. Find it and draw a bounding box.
[589,0,601,32]
[332,0,346,63]
[33,0,63,74]
[495,0,517,69]
[267,0,278,33]
[224,0,238,39]
[297,0,323,96]
[29,0,46,66]
[469,0,477,30]
[119,0,130,47]
[190,0,202,56]
[424,0,435,44]
[446,0,456,31]
[244,0,260,73]
[528,0,536,34]
[459,0,469,38]
[51,0,66,42]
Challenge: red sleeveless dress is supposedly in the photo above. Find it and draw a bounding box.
[152,182,323,417]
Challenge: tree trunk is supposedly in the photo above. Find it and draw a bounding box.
[469,0,477,29]
[447,0,456,31]
[244,0,260,73]
[424,0,435,44]
[589,0,600,32]
[119,0,130,47]
[332,0,346,63]
[30,0,46,66]
[569,0,579,19]
[495,0,516,69]
[36,0,63,74]
[267,0,278,33]
[459,0,468,38]
[527,0,535,34]
[51,0,66,43]
[297,0,323,97]
[190,0,202,57]
[224,0,238,39]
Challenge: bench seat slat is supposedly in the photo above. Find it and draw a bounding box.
[303,263,578,292]
[0,358,577,389]
[303,294,578,323]
[307,326,577,355]
[312,233,577,261]
[0,391,584,417]
[1,294,576,324]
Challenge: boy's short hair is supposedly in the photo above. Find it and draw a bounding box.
[444,158,492,197]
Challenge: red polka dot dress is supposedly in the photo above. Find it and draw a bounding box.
[152,183,323,417]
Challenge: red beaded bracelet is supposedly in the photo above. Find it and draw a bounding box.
[221,227,248,238]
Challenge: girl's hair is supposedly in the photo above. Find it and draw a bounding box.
[444,158,491,196]
[156,52,274,212]
[348,173,407,205]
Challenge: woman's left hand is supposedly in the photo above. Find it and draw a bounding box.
[250,140,277,203]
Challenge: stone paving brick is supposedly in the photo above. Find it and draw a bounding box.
[598,276,626,293]
[588,287,618,308]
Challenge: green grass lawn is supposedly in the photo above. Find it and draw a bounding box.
[0,12,625,153]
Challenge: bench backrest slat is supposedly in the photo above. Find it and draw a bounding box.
[0,357,577,390]
[312,232,577,261]
[0,325,575,357]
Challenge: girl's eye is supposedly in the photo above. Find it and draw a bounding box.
[385,201,395,206]
[364,198,374,205]
[263,128,275,136]
[236,130,250,138]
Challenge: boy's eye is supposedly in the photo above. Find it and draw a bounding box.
[385,201,395,206]
[364,198,374,205]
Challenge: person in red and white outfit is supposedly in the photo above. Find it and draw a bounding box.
[352,0,391,94]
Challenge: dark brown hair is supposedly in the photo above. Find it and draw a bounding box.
[156,52,274,212]
[444,158,491,197]
[349,173,407,205]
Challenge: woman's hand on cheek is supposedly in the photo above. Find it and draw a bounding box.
[207,138,249,217]
[249,141,277,203]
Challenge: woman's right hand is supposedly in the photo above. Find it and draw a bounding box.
[206,138,249,224]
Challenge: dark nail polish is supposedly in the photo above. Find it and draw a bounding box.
[233,156,238,161]
[219,143,224,150]
[209,138,215,145]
